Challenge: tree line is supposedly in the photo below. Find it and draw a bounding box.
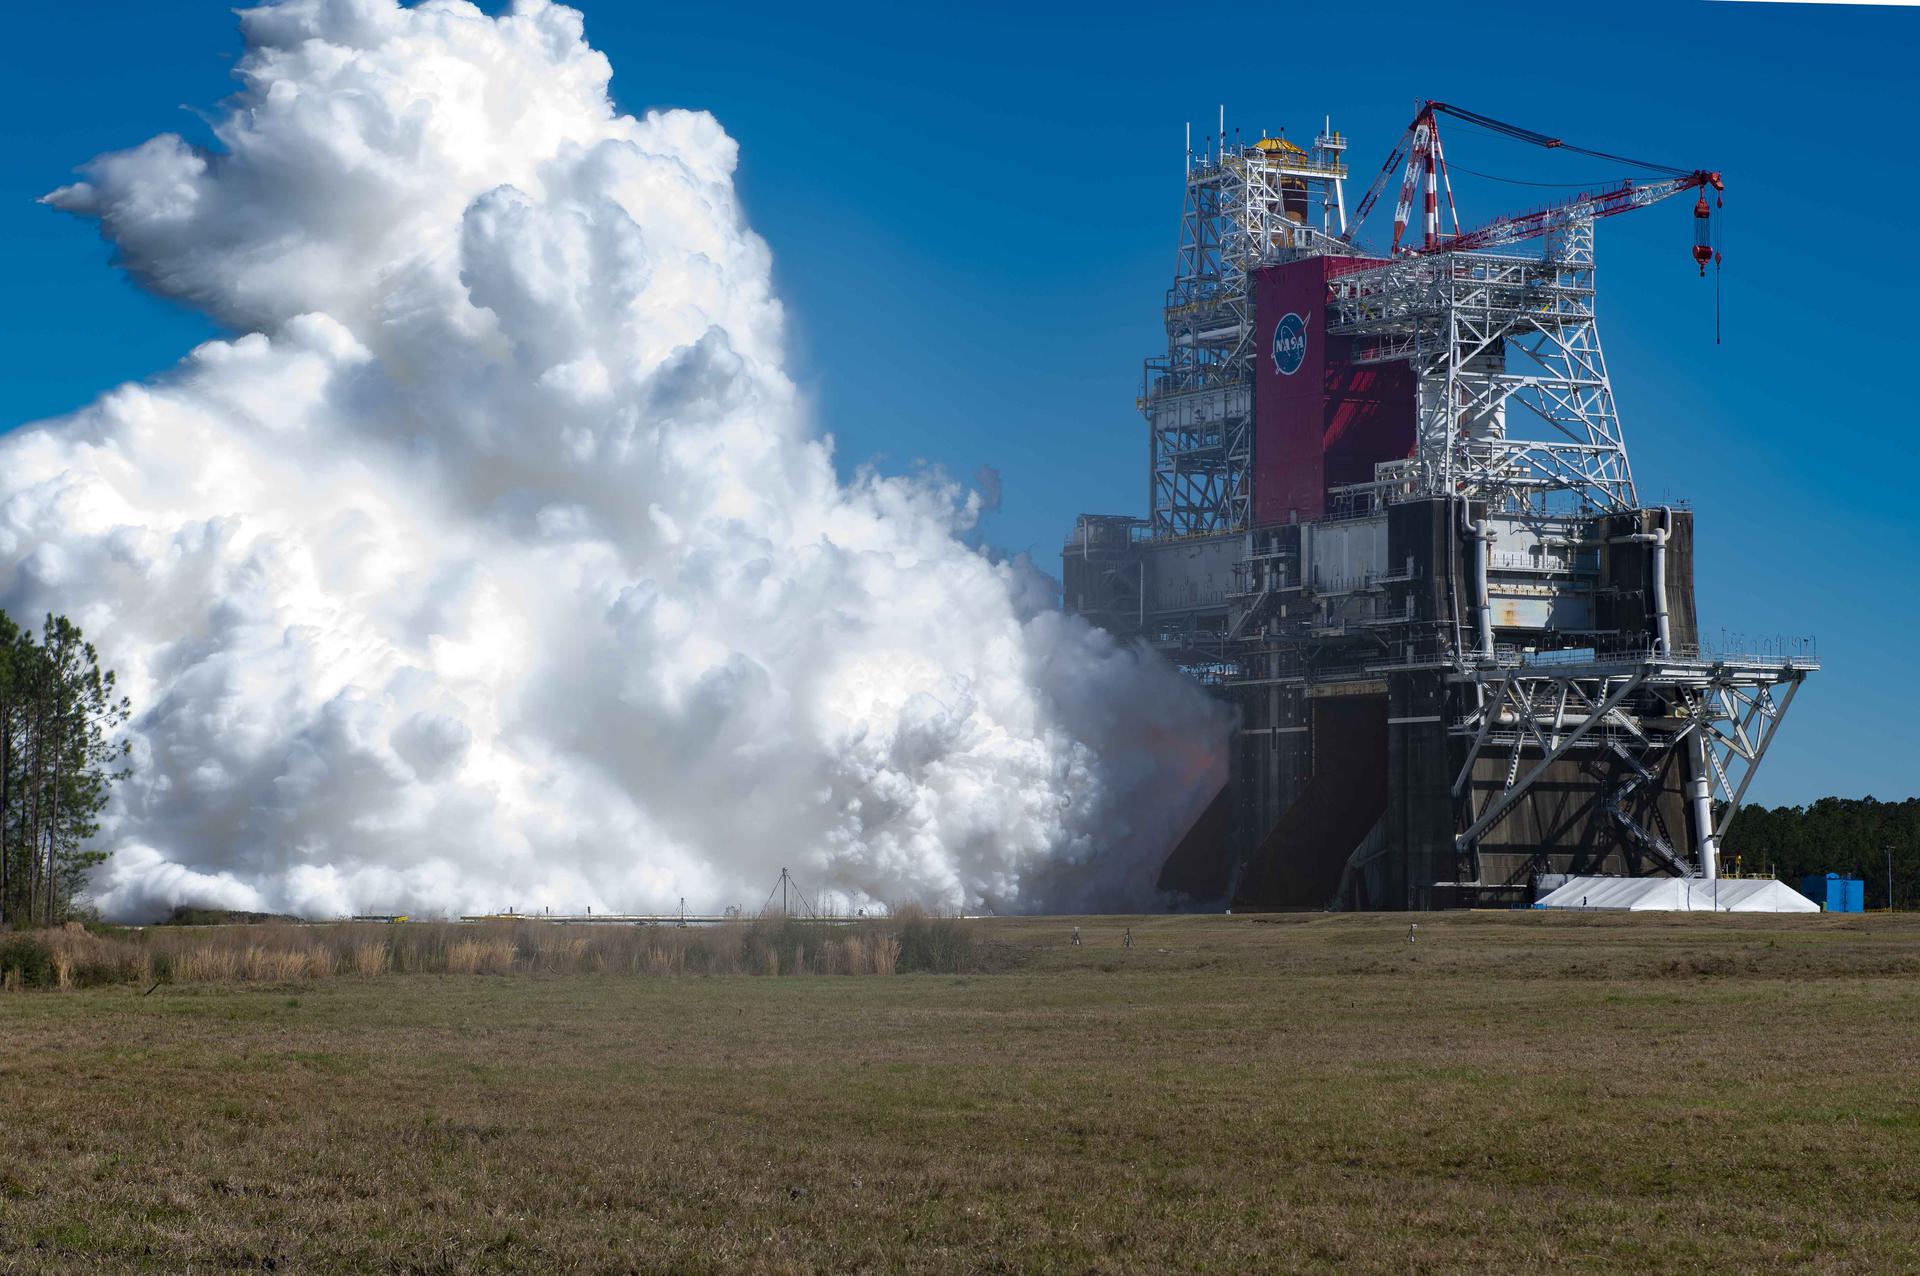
[0,610,131,927]
[1722,796,1920,910]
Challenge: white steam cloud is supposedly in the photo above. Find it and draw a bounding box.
[1,0,1225,920]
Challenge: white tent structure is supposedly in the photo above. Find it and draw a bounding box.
[1534,876,1819,913]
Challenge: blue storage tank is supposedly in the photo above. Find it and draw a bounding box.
[1800,872,1864,913]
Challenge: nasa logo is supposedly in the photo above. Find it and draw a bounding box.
[1271,311,1308,376]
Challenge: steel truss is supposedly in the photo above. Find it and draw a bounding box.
[1448,646,1815,879]
[1326,218,1637,514]
[1146,130,1348,538]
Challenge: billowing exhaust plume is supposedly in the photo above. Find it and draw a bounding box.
[1,0,1226,920]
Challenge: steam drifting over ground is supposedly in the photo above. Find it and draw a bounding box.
[0,0,1226,920]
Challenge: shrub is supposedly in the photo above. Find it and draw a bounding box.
[0,936,54,989]
[893,908,975,974]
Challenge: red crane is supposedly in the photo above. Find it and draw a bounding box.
[1345,101,1722,274]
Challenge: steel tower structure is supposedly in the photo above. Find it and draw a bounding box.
[1326,219,1637,516]
[1068,105,1818,911]
[1146,122,1350,537]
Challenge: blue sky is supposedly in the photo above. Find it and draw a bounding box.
[3,0,1916,807]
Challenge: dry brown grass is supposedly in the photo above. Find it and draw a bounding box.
[1,912,1915,1273]
[443,937,513,975]
[827,930,900,975]
[167,943,236,983]
[347,939,387,977]
[0,913,953,990]
[27,925,154,989]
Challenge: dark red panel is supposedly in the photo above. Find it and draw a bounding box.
[1252,260,1330,524]
[1325,358,1416,490]
[1251,257,1415,525]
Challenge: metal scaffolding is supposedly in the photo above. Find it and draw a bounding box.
[1145,123,1349,537]
[1070,104,1818,906]
[1450,643,1815,882]
[1326,218,1637,515]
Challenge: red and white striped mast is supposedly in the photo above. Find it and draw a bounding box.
[1384,104,1460,253]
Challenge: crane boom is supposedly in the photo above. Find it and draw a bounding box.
[1343,101,1721,270]
[1444,170,1721,254]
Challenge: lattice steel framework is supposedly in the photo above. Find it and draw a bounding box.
[1450,643,1815,881]
[1144,127,1350,538]
[1326,217,1638,514]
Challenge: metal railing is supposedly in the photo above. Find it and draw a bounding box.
[1490,635,1820,670]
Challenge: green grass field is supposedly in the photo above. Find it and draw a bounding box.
[3,911,1917,1274]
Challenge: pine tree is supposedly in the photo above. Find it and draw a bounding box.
[0,610,132,926]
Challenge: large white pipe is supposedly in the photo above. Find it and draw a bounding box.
[1468,516,1494,658]
[1649,507,1673,656]
[1489,710,1621,729]
[1688,732,1718,880]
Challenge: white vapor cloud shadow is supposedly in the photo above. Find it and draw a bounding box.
[1,0,1227,921]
